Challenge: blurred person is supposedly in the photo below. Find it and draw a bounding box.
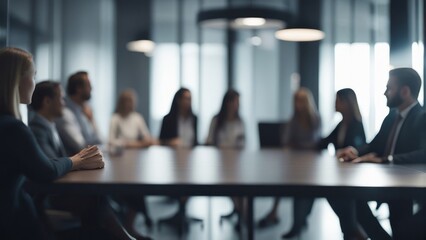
[109,89,157,149]
[0,47,104,240]
[319,88,368,240]
[109,89,155,235]
[258,88,321,239]
[206,89,245,230]
[55,71,101,155]
[158,88,200,230]
[29,81,67,158]
[206,89,245,148]
[159,88,198,147]
[318,88,366,151]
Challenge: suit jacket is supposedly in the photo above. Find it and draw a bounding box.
[29,113,67,158]
[319,119,366,150]
[357,103,426,158]
[159,113,198,146]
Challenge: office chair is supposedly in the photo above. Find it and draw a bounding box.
[258,122,286,148]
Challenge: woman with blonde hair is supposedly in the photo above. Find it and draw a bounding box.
[258,88,322,238]
[109,89,157,149]
[0,47,104,239]
[109,89,155,235]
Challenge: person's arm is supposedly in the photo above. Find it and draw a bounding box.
[348,120,367,148]
[30,125,59,159]
[159,115,180,146]
[128,114,155,148]
[11,121,73,182]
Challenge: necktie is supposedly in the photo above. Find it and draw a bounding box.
[383,113,403,156]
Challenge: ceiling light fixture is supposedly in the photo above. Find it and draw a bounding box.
[275,23,325,42]
[127,40,155,54]
[197,7,289,29]
[127,32,155,56]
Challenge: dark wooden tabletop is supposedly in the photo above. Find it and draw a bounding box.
[41,146,426,199]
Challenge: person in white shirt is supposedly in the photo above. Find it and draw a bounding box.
[109,89,156,235]
[206,89,245,230]
[109,89,157,148]
[206,89,245,148]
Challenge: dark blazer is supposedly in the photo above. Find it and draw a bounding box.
[29,113,67,158]
[319,119,366,150]
[357,103,425,157]
[159,113,198,146]
[0,115,72,240]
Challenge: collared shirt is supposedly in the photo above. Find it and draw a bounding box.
[390,101,418,154]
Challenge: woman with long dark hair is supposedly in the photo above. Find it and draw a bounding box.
[160,88,198,147]
[206,89,245,148]
[319,88,365,150]
[321,88,368,240]
[206,89,245,229]
[158,88,200,229]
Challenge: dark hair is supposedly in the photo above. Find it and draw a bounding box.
[214,89,240,145]
[168,87,193,117]
[66,71,88,96]
[30,81,61,111]
[336,88,362,122]
[389,68,422,98]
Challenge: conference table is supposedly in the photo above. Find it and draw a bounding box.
[36,146,426,240]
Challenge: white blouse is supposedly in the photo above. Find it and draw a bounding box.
[206,117,245,148]
[109,112,151,144]
[178,116,195,148]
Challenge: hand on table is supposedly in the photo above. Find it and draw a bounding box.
[71,145,104,170]
[352,153,385,163]
[336,146,358,162]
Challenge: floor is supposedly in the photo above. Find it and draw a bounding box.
[133,197,391,240]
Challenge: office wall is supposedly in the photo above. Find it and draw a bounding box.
[115,0,151,123]
[0,0,6,47]
[60,0,115,139]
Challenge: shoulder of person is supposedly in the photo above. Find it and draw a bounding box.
[0,116,28,133]
[131,111,144,119]
[163,113,172,121]
[62,107,76,119]
[28,117,46,131]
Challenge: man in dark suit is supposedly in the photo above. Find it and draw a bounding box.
[29,81,67,158]
[338,67,426,240]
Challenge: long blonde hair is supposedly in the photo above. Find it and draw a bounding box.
[293,87,319,129]
[0,47,33,118]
